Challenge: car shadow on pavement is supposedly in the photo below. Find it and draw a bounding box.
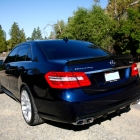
[44,107,131,131]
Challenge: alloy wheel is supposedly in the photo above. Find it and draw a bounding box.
[21,90,32,123]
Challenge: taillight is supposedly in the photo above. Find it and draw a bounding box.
[131,63,139,76]
[45,72,91,89]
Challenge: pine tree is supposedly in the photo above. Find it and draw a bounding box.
[20,28,26,42]
[0,25,7,53]
[26,37,32,41]
[31,28,37,40]
[31,27,43,40]
[9,22,21,49]
[36,27,43,40]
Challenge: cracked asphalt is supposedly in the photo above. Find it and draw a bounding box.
[0,93,140,140]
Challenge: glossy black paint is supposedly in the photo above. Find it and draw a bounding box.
[0,39,140,124]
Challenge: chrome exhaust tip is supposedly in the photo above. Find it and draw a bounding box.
[73,117,94,125]
[132,99,140,105]
[86,118,94,124]
[136,99,140,105]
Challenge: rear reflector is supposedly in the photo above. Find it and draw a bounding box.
[131,63,139,76]
[45,72,91,89]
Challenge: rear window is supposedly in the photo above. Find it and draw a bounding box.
[39,40,111,60]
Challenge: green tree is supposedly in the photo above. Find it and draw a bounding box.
[20,28,26,42]
[31,28,37,40]
[9,22,22,49]
[48,31,56,39]
[26,37,32,41]
[65,8,89,40]
[0,25,7,52]
[36,27,43,40]
[106,0,140,21]
[53,20,66,39]
[62,6,115,50]
[31,27,43,40]
[6,39,12,52]
[87,5,116,49]
[113,6,140,57]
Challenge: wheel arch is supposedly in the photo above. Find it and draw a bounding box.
[19,82,31,97]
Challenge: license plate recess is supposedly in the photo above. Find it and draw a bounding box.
[104,71,120,82]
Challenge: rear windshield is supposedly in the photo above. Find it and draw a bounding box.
[39,40,111,60]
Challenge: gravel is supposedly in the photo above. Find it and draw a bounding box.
[0,93,140,140]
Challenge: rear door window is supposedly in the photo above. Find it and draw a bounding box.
[16,44,31,62]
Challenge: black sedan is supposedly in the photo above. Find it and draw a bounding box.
[0,39,140,126]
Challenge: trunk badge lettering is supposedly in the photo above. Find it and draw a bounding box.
[129,61,133,64]
[75,67,93,71]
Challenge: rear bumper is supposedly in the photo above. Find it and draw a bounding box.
[75,93,139,121]
[34,85,140,124]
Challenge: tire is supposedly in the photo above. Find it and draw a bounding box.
[20,86,44,126]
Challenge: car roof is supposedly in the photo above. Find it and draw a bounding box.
[25,39,90,44]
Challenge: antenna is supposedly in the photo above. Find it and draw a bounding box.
[63,37,68,42]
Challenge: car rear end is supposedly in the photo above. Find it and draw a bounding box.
[37,40,140,125]
[66,57,140,124]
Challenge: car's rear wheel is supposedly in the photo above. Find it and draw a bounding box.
[20,86,44,126]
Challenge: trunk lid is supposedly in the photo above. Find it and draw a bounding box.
[66,55,138,95]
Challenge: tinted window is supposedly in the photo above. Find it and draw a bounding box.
[16,44,30,61]
[5,46,20,63]
[32,44,46,62]
[39,40,111,60]
[26,49,32,61]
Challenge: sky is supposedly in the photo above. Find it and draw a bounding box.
[0,0,108,40]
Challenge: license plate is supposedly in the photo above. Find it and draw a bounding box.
[104,71,120,82]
